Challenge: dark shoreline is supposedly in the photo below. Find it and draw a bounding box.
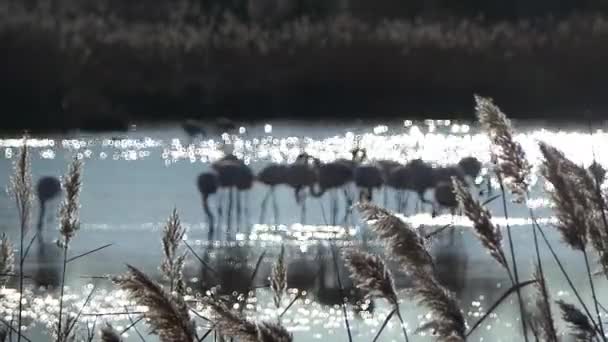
[4,6,608,133]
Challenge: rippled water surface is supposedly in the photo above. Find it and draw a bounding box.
[0,119,606,341]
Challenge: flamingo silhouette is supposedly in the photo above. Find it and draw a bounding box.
[309,157,355,225]
[285,153,317,224]
[212,155,254,237]
[36,176,62,249]
[257,163,288,224]
[432,165,466,184]
[197,172,219,240]
[405,159,436,212]
[352,149,383,202]
[433,181,458,217]
[182,117,238,143]
[308,148,367,224]
[34,176,62,288]
[375,159,402,207]
[386,164,412,212]
[458,156,482,180]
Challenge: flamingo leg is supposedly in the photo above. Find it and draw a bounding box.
[244,191,251,235]
[301,189,308,225]
[236,190,242,233]
[227,187,234,239]
[203,194,215,241]
[37,200,46,256]
[259,188,272,224]
[217,190,224,234]
[383,187,388,207]
[342,187,353,226]
[272,188,280,225]
[395,190,402,212]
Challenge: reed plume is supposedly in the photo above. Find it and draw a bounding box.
[557,300,596,341]
[474,95,531,203]
[357,203,465,341]
[8,141,33,235]
[8,141,33,342]
[532,264,558,342]
[56,158,84,342]
[100,323,122,342]
[539,142,596,251]
[161,208,186,294]
[0,233,14,287]
[114,264,196,342]
[58,159,83,246]
[540,141,607,339]
[452,177,509,271]
[270,245,287,309]
[413,269,466,342]
[204,297,293,342]
[204,298,257,341]
[256,322,293,342]
[343,249,397,305]
[357,203,433,271]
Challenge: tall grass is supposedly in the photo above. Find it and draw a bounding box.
[7,140,33,342]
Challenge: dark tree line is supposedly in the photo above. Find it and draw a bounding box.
[11,0,608,24]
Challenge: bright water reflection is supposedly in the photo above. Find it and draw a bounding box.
[0,119,606,341]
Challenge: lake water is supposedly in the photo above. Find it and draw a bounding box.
[0,119,606,341]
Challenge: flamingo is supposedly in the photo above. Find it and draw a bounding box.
[285,154,317,224]
[309,157,355,225]
[257,163,288,224]
[308,148,368,224]
[211,155,254,237]
[458,156,482,180]
[347,148,383,203]
[182,117,238,142]
[34,176,62,288]
[197,172,219,240]
[36,176,62,249]
[354,165,383,202]
[386,165,412,212]
[433,181,458,216]
[375,159,402,206]
[433,166,466,184]
[405,159,435,212]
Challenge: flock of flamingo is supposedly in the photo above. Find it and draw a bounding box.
[31,122,485,244]
[196,146,484,240]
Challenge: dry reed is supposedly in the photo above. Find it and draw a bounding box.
[532,265,558,342]
[114,264,196,342]
[356,203,433,272]
[557,300,597,341]
[256,322,293,342]
[58,159,83,246]
[270,245,287,309]
[8,141,33,235]
[357,203,466,341]
[452,177,509,271]
[475,94,532,341]
[56,158,83,342]
[160,208,186,294]
[0,233,14,287]
[204,297,293,342]
[8,141,32,342]
[343,249,397,305]
[413,269,466,342]
[475,95,531,203]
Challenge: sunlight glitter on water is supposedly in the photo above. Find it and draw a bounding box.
[1,121,607,173]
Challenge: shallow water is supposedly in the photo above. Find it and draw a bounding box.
[0,119,606,341]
